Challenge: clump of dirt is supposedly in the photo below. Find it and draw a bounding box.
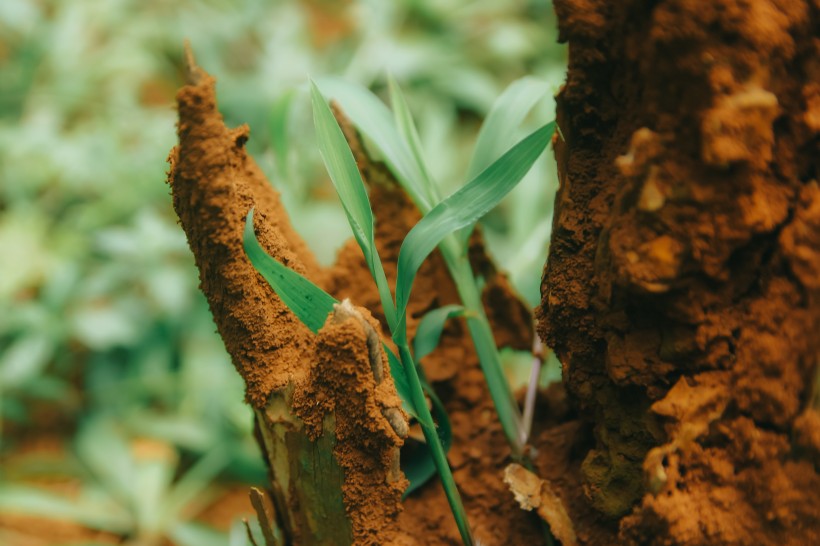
[168,51,409,545]
[168,48,319,408]
[540,1,820,544]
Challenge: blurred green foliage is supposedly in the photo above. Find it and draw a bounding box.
[0,0,564,542]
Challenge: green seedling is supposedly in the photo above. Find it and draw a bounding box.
[243,79,552,546]
[315,76,555,455]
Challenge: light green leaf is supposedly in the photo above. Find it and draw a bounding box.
[314,77,433,213]
[74,417,136,510]
[466,77,550,180]
[243,209,336,334]
[413,304,468,362]
[0,334,53,388]
[162,446,229,527]
[269,90,295,180]
[310,81,397,330]
[0,485,131,533]
[394,121,556,336]
[132,447,178,534]
[459,77,550,246]
[388,76,439,206]
[169,522,229,546]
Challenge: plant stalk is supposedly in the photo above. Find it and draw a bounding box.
[447,253,526,457]
[395,342,474,546]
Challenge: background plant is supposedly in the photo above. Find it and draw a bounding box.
[0,0,565,542]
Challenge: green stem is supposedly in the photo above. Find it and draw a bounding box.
[396,342,473,546]
[448,254,525,457]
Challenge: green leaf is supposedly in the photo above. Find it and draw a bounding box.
[459,77,550,246]
[0,485,132,533]
[269,90,295,180]
[243,209,336,334]
[466,77,550,180]
[401,385,452,497]
[169,522,230,546]
[384,345,417,419]
[0,333,54,388]
[245,208,417,417]
[388,76,439,206]
[313,77,433,213]
[74,416,136,510]
[310,81,397,330]
[413,304,468,361]
[162,446,229,527]
[394,121,556,336]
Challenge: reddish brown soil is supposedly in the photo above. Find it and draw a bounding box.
[169,52,409,545]
[540,1,820,544]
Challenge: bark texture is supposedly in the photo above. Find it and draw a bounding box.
[539,1,820,544]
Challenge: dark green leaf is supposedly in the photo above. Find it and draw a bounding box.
[401,384,452,497]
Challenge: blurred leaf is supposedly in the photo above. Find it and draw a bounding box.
[0,334,54,388]
[162,446,229,526]
[131,440,178,534]
[0,485,131,533]
[74,417,136,510]
[466,77,550,180]
[269,90,295,180]
[169,521,229,546]
[388,76,439,206]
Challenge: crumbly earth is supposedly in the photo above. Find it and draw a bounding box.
[540,1,820,544]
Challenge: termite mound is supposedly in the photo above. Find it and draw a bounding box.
[539,1,820,544]
[167,48,559,545]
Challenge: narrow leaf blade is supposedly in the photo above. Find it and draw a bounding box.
[466,77,550,180]
[243,209,336,333]
[395,121,556,326]
[401,385,452,497]
[384,345,417,419]
[310,81,375,260]
[388,76,439,206]
[310,81,397,328]
[314,77,433,212]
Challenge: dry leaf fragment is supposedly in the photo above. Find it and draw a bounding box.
[504,463,578,546]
